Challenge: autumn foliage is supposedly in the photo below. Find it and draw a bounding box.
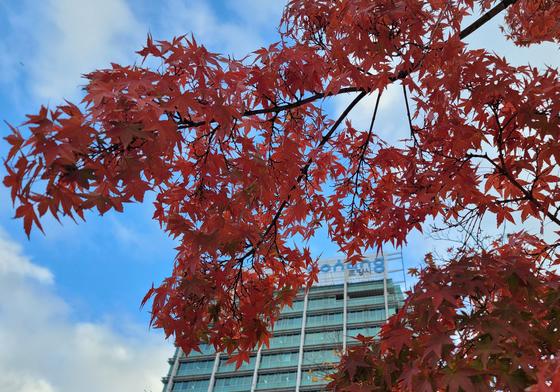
[4,0,560,390]
[330,234,560,391]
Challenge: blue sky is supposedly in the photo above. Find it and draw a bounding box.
[0,0,287,323]
[0,1,558,391]
[0,1,288,391]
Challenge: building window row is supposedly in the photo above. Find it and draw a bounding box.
[213,375,253,392]
[260,351,299,369]
[347,294,388,307]
[217,356,255,373]
[183,344,215,357]
[305,330,343,345]
[177,360,215,375]
[347,308,386,323]
[306,312,343,327]
[172,379,209,392]
[303,349,340,365]
[307,296,343,310]
[284,300,304,312]
[301,370,331,386]
[268,333,301,349]
[347,326,381,341]
[274,316,302,330]
[256,371,297,390]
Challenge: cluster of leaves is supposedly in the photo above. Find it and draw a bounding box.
[3,0,560,380]
[330,234,560,391]
[504,0,560,46]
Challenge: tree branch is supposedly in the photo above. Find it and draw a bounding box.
[238,91,368,262]
[178,0,519,131]
[459,0,518,40]
[235,0,522,261]
[177,87,363,129]
[466,153,560,227]
[349,92,382,218]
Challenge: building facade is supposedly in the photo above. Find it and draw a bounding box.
[162,253,406,392]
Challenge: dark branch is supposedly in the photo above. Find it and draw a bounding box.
[233,0,522,261]
[349,92,382,218]
[460,0,519,40]
[178,0,518,130]
[238,91,368,262]
[177,87,363,129]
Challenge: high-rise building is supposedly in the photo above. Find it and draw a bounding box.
[162,253,406,392]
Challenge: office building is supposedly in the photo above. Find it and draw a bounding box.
[162,253,406,392]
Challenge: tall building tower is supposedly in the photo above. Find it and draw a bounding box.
[162,253,406,392]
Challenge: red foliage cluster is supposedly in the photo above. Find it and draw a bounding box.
[330,234,560,391]
[504,0,560,46]
[4,0,560,386]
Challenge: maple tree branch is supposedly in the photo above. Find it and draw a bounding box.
[459,0,518,40]
[432,203,487,250]
[263,91,367,228]
[402,84,423,152]
[40,0,529,282]
[495,197,526,204]
[467,152,560,227]
[393,0,519,81]
[492,108,560,228]
[248,87,365,116]
[238,91,368,262]
[176,0,520,131]
[176,0,519,134]
[177,87,363,129]
[349,91,382,218]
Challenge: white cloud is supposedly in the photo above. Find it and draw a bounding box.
[0,230,170,392]
[223,0,286,28]
[0,0,143,103]
[0,231,53,284]
[111,217,144,247]
[159,0,276,57]
[0,373,55,392]
[332,83,408,146]
[29,0,143,101]
[1,0,284,106]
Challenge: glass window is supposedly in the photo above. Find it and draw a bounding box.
[186,344,216,357]
[282,300,304,313]
[347,280,385,293]
[303,349,340,365]
[214,375,253,392]
[172,380,210,392]
[301,370,330,386]
[260,351,299,369]
[348,326,380,341]
[256,372,297,390]
[274,316,302,331]
[177,359,215,375]
[347,308,386,323]
[347,295,386,307]
[309,283,344,294]
[305,330,342,345]
[307,296,343,311]
[306,312,342,327]
[217,355,255,373]
[268,333,301,349]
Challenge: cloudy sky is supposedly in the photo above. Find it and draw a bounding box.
[0,1,558,391]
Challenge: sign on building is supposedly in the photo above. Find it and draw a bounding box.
[311,252,406,287]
